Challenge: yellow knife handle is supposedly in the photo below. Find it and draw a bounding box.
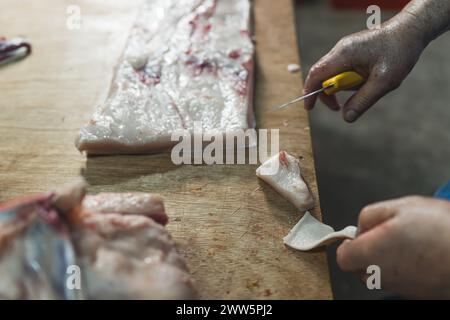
[323,71,365,95]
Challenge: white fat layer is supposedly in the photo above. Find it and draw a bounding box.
[77,0,254,153]
[283,212,357,251]
[256,151,314,211]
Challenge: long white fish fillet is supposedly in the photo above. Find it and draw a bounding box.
[283,212,357,251]
[256,151,314,211]
[76,0,254,155]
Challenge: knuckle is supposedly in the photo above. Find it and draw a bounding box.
[308,65,321,78]
[335,35,358,56]
[402,195,423,201]
[373,69,402,91]
[336,36,352,50]
[359,205,373,223]
[402,195,427,204]
[355,94,373,111]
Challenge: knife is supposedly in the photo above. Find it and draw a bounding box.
[273,71,366,110]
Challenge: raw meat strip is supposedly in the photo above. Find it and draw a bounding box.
[59,181,196,299]
[76,0,254,155]
[256,151,314,211]
[0,180,196,300]
[283,212,357,251]
[73,212,194,299]
[82,192,168,226]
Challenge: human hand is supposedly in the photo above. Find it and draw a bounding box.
[337,196,450,299]
[303,14,426,122]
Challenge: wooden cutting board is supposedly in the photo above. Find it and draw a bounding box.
[0,0,332,299]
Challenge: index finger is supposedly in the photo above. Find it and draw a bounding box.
[303,48,351,110]
[357,197,416,234]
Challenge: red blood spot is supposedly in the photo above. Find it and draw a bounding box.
[135,69,160,85]
[228,50,240,59]
[191,60,216,76]
[279,150,289,166]
[240,29,250,36]
[203,23,212,34]
[263,289,272,297]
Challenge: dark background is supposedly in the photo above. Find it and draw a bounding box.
[294,0,450,299]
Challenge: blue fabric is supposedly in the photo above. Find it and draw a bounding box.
[434,181,450,200]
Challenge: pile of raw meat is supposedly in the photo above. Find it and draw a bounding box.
[0,180,196,299]
[76,0,254,154]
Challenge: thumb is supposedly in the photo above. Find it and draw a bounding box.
[342,74,395,123]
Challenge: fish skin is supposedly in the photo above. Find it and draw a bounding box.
[76,0,254,155]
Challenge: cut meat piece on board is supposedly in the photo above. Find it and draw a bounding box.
[256,150,314,211]
[283,212,357,251]
[76,0,254,155]
[82,192,168,226]
[0,180,196,299]
[73,211,194,299]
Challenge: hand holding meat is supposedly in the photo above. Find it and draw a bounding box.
[337,196,450,299]
[304,0,450,122]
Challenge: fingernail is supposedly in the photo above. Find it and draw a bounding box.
[345,110,358,122]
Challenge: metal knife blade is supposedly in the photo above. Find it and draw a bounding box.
[272,84,333,111]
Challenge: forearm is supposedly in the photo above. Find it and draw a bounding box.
[396,0,450,44]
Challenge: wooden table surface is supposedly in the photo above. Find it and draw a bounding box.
[0,0,332,299]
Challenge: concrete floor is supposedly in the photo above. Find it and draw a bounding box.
[294,0,450,299]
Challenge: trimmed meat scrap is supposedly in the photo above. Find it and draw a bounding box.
[256,151,314,211]
[76,0,254,155]
[283,212,357,251]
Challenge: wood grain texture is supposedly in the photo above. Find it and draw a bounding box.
[0,0,332,299]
